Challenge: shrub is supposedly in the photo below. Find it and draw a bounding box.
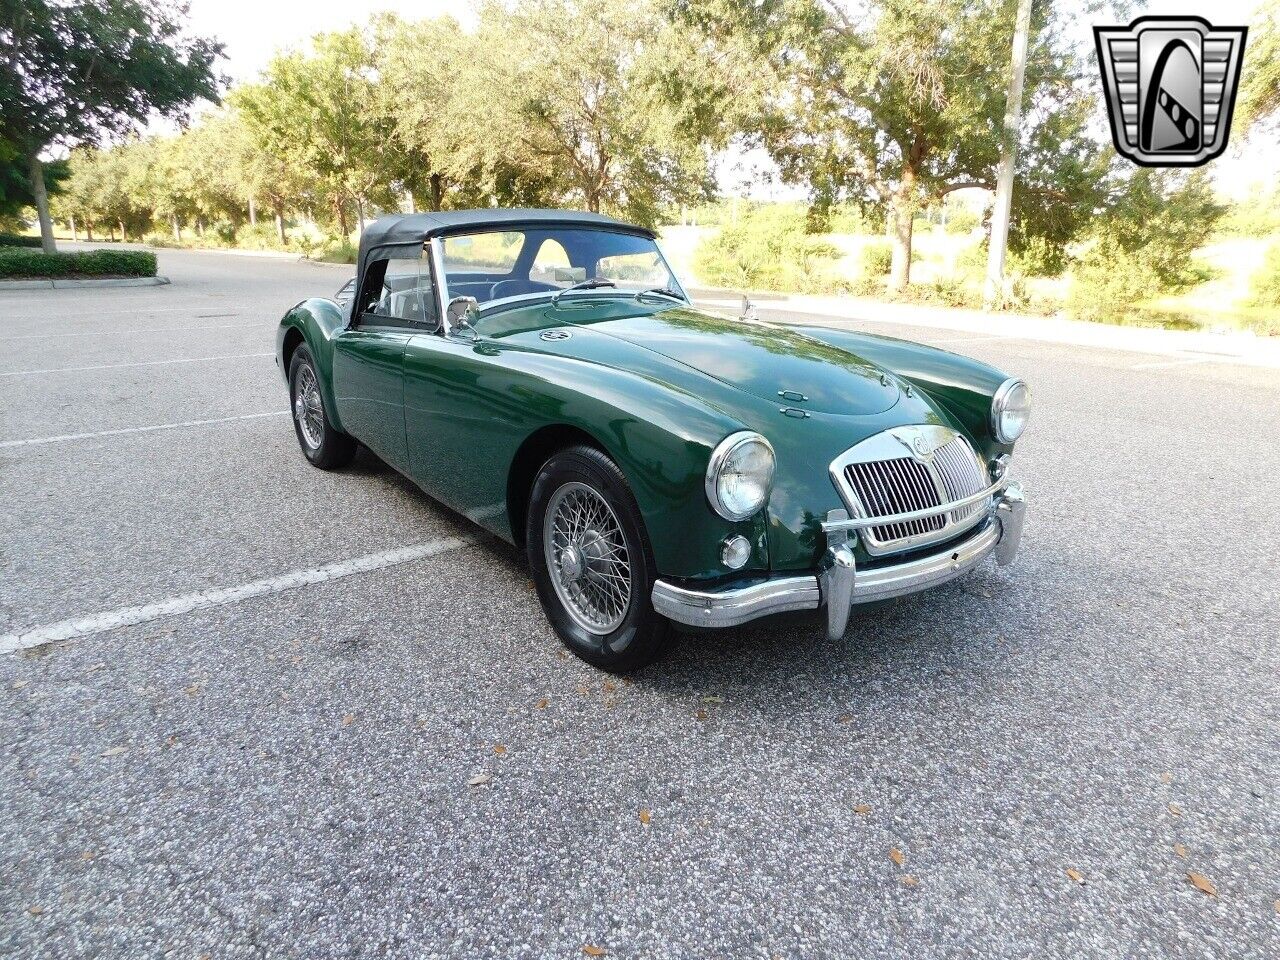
[859,240,893,277]
[0,232,44,248]
[693,207,848,294]
[0,247,157,279]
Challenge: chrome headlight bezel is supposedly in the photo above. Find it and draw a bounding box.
[705,431,775,521]
[991,378,1031,444]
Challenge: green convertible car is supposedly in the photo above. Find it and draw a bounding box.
[277,209,1028,670]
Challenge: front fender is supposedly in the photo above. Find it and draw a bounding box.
[276,298,348,433]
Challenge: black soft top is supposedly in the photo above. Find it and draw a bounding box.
[356,208,653,285]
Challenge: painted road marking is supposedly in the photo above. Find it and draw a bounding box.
[0,411,289,449]
[1130,357,1211,370]
[0,352,272,376]
[0,538,470,654]
[9,321,257,340]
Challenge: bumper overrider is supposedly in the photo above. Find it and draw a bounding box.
[651,481,1026,639]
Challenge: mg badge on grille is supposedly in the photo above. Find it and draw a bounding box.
[1094,16,1247,167]
[912,435,932,458]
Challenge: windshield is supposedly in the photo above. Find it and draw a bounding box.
[439,226,683,308]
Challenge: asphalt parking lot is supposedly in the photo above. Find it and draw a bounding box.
[2,247,1277,959]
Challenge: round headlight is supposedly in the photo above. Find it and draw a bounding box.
[991,378,1031,443]
[705,432,775,521]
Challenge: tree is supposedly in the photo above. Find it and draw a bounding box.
[672,0,1105,291]
[0,0,222,251]
[453,0,726,226]
[1238,1,1279,134]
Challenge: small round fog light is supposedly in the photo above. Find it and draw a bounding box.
[721,534,751,570]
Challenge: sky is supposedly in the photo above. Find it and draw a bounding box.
[181,0,1273,200]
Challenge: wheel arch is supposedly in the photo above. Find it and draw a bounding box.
[506,423,610,547]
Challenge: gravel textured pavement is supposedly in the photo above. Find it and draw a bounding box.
[2,247,1277,958]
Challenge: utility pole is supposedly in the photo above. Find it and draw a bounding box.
[984,0,1034,310]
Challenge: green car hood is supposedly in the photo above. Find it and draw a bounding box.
[558,306,901,416]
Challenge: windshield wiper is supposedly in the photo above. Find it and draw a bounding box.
[634,286,685,303]
[550,276,617,306]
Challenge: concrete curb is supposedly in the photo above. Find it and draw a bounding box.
[0,276,171,290]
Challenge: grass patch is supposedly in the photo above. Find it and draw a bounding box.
[0,247,157,279]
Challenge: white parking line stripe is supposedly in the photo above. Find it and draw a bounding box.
[925,335,1012,345]
[0,410,289,449]
[0,538,470,654]
[0,352,272,376]
[9,322,258,340]
[1130,357,1211,370]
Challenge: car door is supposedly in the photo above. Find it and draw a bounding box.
[331,250,438,474]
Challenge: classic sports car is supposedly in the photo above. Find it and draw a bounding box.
[277,209,1028,670]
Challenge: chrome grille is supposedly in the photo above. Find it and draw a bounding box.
[845,457,945,544]
[830,426,993,556]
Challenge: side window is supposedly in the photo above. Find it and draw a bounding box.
[365,252,438,329]
[529,239,583,287]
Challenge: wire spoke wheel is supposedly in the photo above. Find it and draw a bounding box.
[543,481,633,635]
[294,363,325,450]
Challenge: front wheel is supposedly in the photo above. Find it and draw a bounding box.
[288,345,357,469]
[526,446,672,672]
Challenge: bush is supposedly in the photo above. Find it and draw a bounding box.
[859,240,893,277]
[0,247,157,279]
[692,207,849,294]
[0,232,44,248]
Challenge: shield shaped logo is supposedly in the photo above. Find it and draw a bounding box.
[1094,16,1247,167]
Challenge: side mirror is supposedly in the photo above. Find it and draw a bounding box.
[740,294,758,322]
[447,295,479,335]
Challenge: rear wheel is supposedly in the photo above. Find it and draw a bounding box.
[526,446,672,672]
[289,345,357,469]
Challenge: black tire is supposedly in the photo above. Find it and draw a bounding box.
[526,445,673,672]
[288,345,357,470]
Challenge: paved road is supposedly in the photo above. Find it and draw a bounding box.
[2,248,1277,959]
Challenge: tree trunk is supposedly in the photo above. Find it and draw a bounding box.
[109,224,116,242]
[889,166,917,293]
[119,219,127,242]
[984,0,1034,310]
[197,218,205,239]
[356,198,366,233]
[248,195,257,227]
[430,173,443,212]
[85,220,94,241]
[336,201,349,238]
[172,216,181,241]
[28,153,57,254]
[70,214,78,242]
[274,204,286,245]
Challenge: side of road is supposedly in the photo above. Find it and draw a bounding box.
[689,288,1280,369]
[0,276,170,290]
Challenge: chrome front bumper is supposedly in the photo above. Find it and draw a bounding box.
[651,482,1026,639]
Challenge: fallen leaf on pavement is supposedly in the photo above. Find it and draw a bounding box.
[638,809,652,825]
[1066,868,1085,885]
[853,804,872,815]
[1274,899,1279,914]
[695,708,708,721]
[467,773,492,787]
[535,698,549,710]
[903,875,919,886]
[703,695,724,704]
[342,714,355,726]
[602,680,616,692]
[184,684,202,696]
[12,679,29,689]
[889,848,904,867]
[1173,843,1187,858]
[1168,803,1182,816]
[583,947,605,957]
[494,744,507,755]
[1186,872,1216,896]
[1160,772,1173,784]
[837,714,853,724]
[26,905,43,916]
[101,746,128,758]
[79,851,95,861]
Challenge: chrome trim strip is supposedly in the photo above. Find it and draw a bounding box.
[428,238,452,336]
[821,476,1010,533]
[653,486,1025,631]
